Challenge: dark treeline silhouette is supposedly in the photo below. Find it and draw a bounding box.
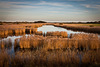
[34,21,47,23]
[58,21,100,24]
[86,21,100,24]
[0,21,47,24]
[0,22,33,24]
[0,21,100,24]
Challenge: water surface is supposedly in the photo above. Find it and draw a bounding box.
[37,25,85,37]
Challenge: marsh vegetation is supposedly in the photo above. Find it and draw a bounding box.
[0,22,100,67]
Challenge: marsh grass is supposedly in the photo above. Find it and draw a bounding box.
[0,49,100,67]
[0,28,39,38]
[10,49,80,67]
[0,24,43,38]
[0,23,100,67]
[0,38,12,49]
[14,33,100,51]
[54,24,100,34]
[35,31,43,35]
[46,31,68,38]
[0,51,10,67]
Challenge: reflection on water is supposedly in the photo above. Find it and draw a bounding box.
[37,25,85,37]
[0,28,37,38]
[0,34,32,56]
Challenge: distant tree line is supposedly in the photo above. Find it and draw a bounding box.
[0,21,100,24]
[86,21,100,24]
[34,21,47,23]
[0,21,47,24]
[59,21,100,24]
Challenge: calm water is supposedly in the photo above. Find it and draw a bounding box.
[37,25,85,37]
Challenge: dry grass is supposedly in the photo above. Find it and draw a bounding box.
[0,23,43,30]
[0,49,100,67]
[71,33,100,50]
[10,50,80,67]
[14,33,100,51]
[0,38,12,49]
[0,22,100,67]
[0,23,44,38]
[15,35,44,49]
[0,51,10,67]
[53,24,100,34]
[35,31,43,35]
[0,33,100,67]
[46,31,68,38]
[25,28,37,34]
[82,50,100,67]
[0,28,41,38]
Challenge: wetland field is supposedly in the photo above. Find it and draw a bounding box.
[0,22,100,67]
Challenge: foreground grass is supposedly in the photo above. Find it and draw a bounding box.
[0,33,100,67]
[14,33,100,50]
[0,48,100,67]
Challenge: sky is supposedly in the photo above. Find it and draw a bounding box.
[0,0,100,22]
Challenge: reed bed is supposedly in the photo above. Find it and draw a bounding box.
[46,31,68,38]
[0,51,10,67]
[0,38,12,49]
[0,49,100,67]
[31,28,37,34]
[35,31,43,35]
[14,35,45,49]
[0,29,26,37]
[0,23,44,38]
[14,33,100,50]
[11,50,80,67]
[53,24,100,34]
[14,38,20,50]
[0,23,43,30]
[0,33,100,67]
[82,50,100,67]
[14,29,26,36]
[25,28,37,34]
[0,28,38,38]
[0,23,100,67]
[71,33,100,50]
[0,30,9,38]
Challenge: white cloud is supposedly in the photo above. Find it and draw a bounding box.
[0,2,12,8]
[0,1,72,9]
[68,0,85,1]
[0,2,40,9]
[82,4,100,9]
[13,5,39,8]
[47,11,61,13]
[37,1,72,7]
[46,9,89,15]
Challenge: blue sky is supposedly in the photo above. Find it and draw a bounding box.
[0,0,100,22]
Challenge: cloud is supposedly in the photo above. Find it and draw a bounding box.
[0,1,73,9]
[37,1,72,7]
[47,9,89,15]
[0,2,40,9]
[47,11,61,13]
[13,5,39,9]
[0,2,12,8]
[68,0,85,1]
[82,4,100,9]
